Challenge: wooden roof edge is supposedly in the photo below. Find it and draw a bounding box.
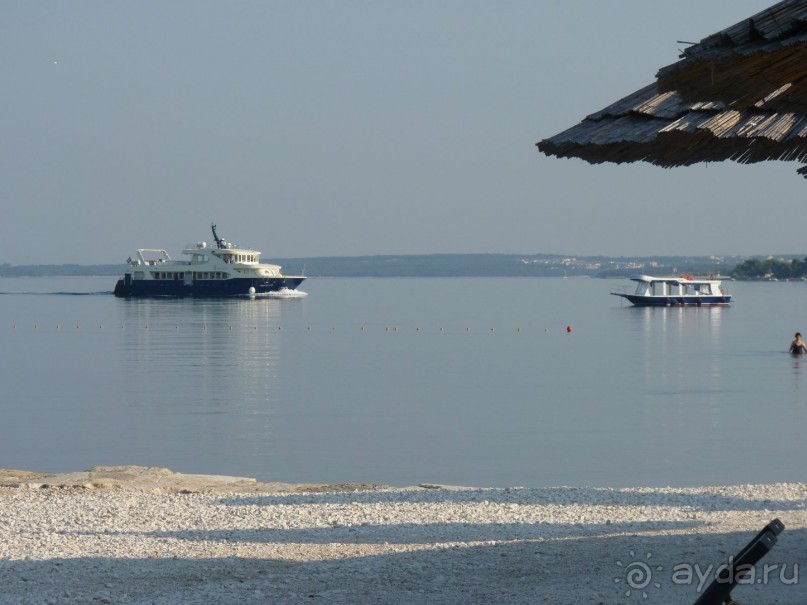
[656,0,807,84]
[684,0,807,55]
[538,135,807,172]
[585,83,658,120]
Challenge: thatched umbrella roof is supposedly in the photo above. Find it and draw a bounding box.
[537,0,807,176]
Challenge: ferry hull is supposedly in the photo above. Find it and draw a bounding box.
[113,276,305,298]
[613,294,732,307]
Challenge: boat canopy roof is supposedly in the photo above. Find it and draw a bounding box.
[629,274,721,285]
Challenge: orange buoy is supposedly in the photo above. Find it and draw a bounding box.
[566,325,573,333]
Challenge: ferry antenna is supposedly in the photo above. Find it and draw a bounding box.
[211,223,225,249]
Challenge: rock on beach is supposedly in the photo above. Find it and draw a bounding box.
[0,466,805,604]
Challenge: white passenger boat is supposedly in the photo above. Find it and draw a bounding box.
[113,224,305,297]
[611,274,732,306]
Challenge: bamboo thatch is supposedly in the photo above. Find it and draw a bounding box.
[537,0,807,177]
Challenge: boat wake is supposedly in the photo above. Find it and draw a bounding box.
[265,288,308,299]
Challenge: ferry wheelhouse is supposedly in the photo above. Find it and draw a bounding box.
[611,274,732,306]
[113,224,305,297]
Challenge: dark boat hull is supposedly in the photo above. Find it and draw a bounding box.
[614,294,732,307]
[113,276,305,298]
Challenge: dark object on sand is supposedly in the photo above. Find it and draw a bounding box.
[693,518,785,605]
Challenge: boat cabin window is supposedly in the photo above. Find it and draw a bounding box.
[150,272,184,280]
[215,252,258,264]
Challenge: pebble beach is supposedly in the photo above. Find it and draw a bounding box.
[1,467,805,605]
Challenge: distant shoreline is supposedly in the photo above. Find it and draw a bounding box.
[0,253,744,279]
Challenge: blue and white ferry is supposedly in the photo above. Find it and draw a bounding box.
[113,224,306,297]
[611,274,732,306]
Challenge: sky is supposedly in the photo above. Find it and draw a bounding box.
[2,0,803,265]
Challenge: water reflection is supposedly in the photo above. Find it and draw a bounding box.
[634,306,726,395]
[625,306,731,472]
[114,298,295,473]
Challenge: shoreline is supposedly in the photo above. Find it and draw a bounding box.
[1,467,805,604]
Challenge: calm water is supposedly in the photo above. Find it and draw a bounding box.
[1,276,805,488]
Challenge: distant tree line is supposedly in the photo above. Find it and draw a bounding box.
[731,257,807,280]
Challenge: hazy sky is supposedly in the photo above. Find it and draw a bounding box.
[3,0,801,265]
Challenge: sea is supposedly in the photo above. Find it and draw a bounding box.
[1,275,805,489]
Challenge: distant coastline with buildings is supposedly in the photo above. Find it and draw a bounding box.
[0,252,769,279]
